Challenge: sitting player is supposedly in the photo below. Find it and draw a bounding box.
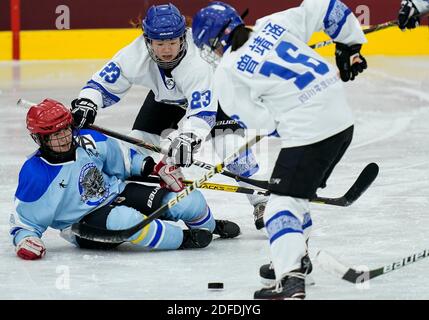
[10,99,239,260]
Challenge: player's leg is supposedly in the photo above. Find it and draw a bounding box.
[254,126,354,299]
[67,203,211,250]
[210,107,268,230]
[161,189,241,239]
[117,183,240,239]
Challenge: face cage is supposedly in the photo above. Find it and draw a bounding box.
[31,126,78,159]
[199,43,222,68]
[145,33,188,69]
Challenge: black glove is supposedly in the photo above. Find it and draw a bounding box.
[398,0,420,30]
[168,132,202,167]
[71,98,98,129]
[335,43,367,82]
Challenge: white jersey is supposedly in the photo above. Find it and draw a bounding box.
[79,30,217,140]
[414,0,429,12]
[214,0,366,148]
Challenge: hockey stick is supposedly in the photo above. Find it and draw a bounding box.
[129,162,378,207]
[316,249,429,284]
[17,99,268,188]
[71,135,264,243]
[87,123,272,189]
[18,99,379,206]
[84,124,380,201]
[310,10,429,49]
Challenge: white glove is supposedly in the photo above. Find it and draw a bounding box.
[15,236,46,260]
[168,132,202,167]
[153,157,185,192]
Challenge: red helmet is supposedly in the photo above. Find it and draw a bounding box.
[26,99,73,136]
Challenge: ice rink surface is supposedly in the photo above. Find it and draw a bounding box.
[0,57,428,300]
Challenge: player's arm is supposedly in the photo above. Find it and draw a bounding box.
[167,63,218,167]
[72,58,133,129]
[276,0,367,82]
[92,131,184,192]
[398,0,429,30]
[11,169,49,260]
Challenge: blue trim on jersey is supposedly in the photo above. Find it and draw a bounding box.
[240,164,259,178]
[15,155,62,202]
[324,0,352,39]
[302,212,312,230]
[268,129,280,137]
[331,8,351,38]
[188,111,217,128]
[78,129,108,142]
[148,220,163,248]
[10,227,23,236]
[83,80,120,107]
[130,149,137,159]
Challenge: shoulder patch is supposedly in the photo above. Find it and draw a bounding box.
[15,155,62,202]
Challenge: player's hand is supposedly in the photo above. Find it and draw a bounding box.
[168,132,202,167]
[335,43,367,82]
[153,157,185,192]
[71,98,98,129]
[398,0,420,30]
[16,236,46,260]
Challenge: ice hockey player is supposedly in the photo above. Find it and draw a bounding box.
[71,3,268,230]
[10,99,240,260]
[192,0,368,299]
[398,0,429,29]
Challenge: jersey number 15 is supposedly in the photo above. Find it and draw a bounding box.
[260,41,329,90]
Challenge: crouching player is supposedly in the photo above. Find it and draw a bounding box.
[10,99,239,260]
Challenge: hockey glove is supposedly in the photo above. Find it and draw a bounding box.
[398,0,420,30]
[335,43,367,82]
[71,98,98,129]
[16,236,46,260]
[153,157,185,192]
[168,132,202,167]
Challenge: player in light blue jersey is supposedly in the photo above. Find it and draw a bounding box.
[10,99,239,260]
[398,0,429,29]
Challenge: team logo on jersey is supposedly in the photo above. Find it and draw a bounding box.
[59,180,68,188]
[165,78,176,90]
[78,163,109,206]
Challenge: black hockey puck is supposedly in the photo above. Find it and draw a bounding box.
[208,282,224,289]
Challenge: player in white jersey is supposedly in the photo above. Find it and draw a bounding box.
[398,0,429,29]
[71,3,268,229]
[10,99,239,260]
[192,0,368,299]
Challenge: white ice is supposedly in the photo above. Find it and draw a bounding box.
[0,57,429,300]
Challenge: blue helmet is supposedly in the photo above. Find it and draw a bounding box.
[143,3,188,69]
[192,2,243,65]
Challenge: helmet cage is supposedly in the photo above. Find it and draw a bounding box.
[144,33,188,69]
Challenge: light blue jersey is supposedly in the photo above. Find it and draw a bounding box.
[10,129,216,251]
[10,129,148,245]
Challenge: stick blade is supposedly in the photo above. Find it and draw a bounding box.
[71,223,128,243]
[316,250,370,284]
[342,162,379,206]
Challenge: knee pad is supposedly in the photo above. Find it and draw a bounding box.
[106,206,143,231]
[163,190,207,222]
